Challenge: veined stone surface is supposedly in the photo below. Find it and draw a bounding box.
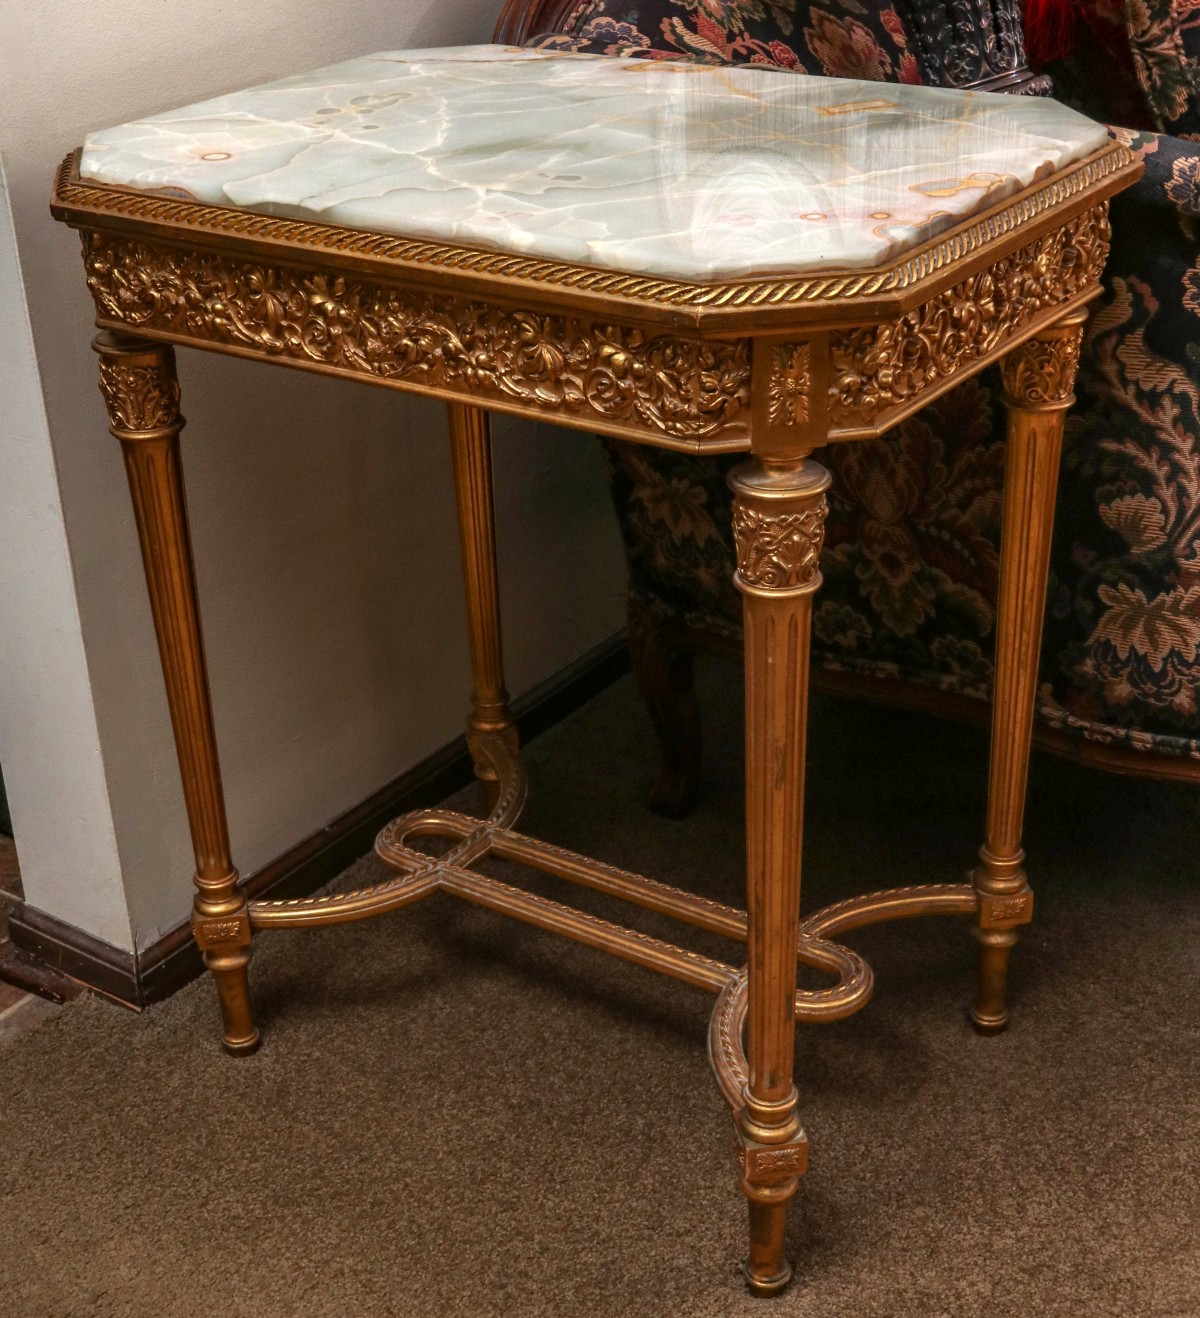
[81,44,1109,281]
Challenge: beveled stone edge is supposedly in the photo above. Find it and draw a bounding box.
[52,142,1135,315]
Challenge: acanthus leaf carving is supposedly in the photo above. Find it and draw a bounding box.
[732,503,827,591]
[1000,323,1084,405]
[97,358,180,431]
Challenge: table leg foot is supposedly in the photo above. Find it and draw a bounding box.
[204,945,261,1055]
[971,926,1017,1033]
[222,1037,263,1058]
[743,1198,794,1296]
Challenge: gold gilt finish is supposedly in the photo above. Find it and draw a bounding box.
[448,403,520,811]
[80,228,754,448]
[729,454,829,1295]
[56,131,1140,1295]
[53,145,1133,450]
[970,307,1089,1032]
[94,332,259,1055]
[828,203,1109,432]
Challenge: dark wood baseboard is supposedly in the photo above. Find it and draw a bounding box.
[0,942,85,1004]
[8,632,631,1010]
[6,907,135,1005]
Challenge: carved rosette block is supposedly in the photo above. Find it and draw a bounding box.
[194,909,253,951]
[768,343,811,427]
[751,335,829,459]
[737,1131,811,1188]
[978,890,1034,930]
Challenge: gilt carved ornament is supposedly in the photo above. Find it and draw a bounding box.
[1000,322,1086,406]
[829,203,1110,427]
[82,232,752,446]
[97,357,180,432]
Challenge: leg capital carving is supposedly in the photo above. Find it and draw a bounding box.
[1000,305,1088,411]
[728,455,831,596]
[93,331,182,435]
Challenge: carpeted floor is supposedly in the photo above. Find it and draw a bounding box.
[1,664,1197,1318]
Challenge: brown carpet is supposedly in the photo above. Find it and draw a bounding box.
[1,664,1197,1318]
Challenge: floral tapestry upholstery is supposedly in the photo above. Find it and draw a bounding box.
[532,0,920,79]
[1123,0,1200,134]
[531,3,1200,768]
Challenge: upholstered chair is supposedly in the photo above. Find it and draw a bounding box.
[496,0,1200,814]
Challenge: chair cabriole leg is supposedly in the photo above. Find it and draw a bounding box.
[94,332,258,1054]
[627,598,703,818]
[973,307,1087,1032]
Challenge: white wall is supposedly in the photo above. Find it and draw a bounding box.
[0,163,133,949]
[0,2,627,954]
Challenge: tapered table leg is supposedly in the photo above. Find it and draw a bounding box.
[729,453,830,1295]
[971,308,1087,1033]
[95,332,258,1055]
[447,404,517,810]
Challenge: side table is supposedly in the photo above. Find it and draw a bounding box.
[51,46,1141,1293]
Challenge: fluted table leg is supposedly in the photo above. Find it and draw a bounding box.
[95,332,258,1054]
[448,404,517,810]
[729,453,830,1295]
[972,308,1087,1033]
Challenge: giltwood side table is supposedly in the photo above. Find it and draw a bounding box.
[51,46,1140,1294]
